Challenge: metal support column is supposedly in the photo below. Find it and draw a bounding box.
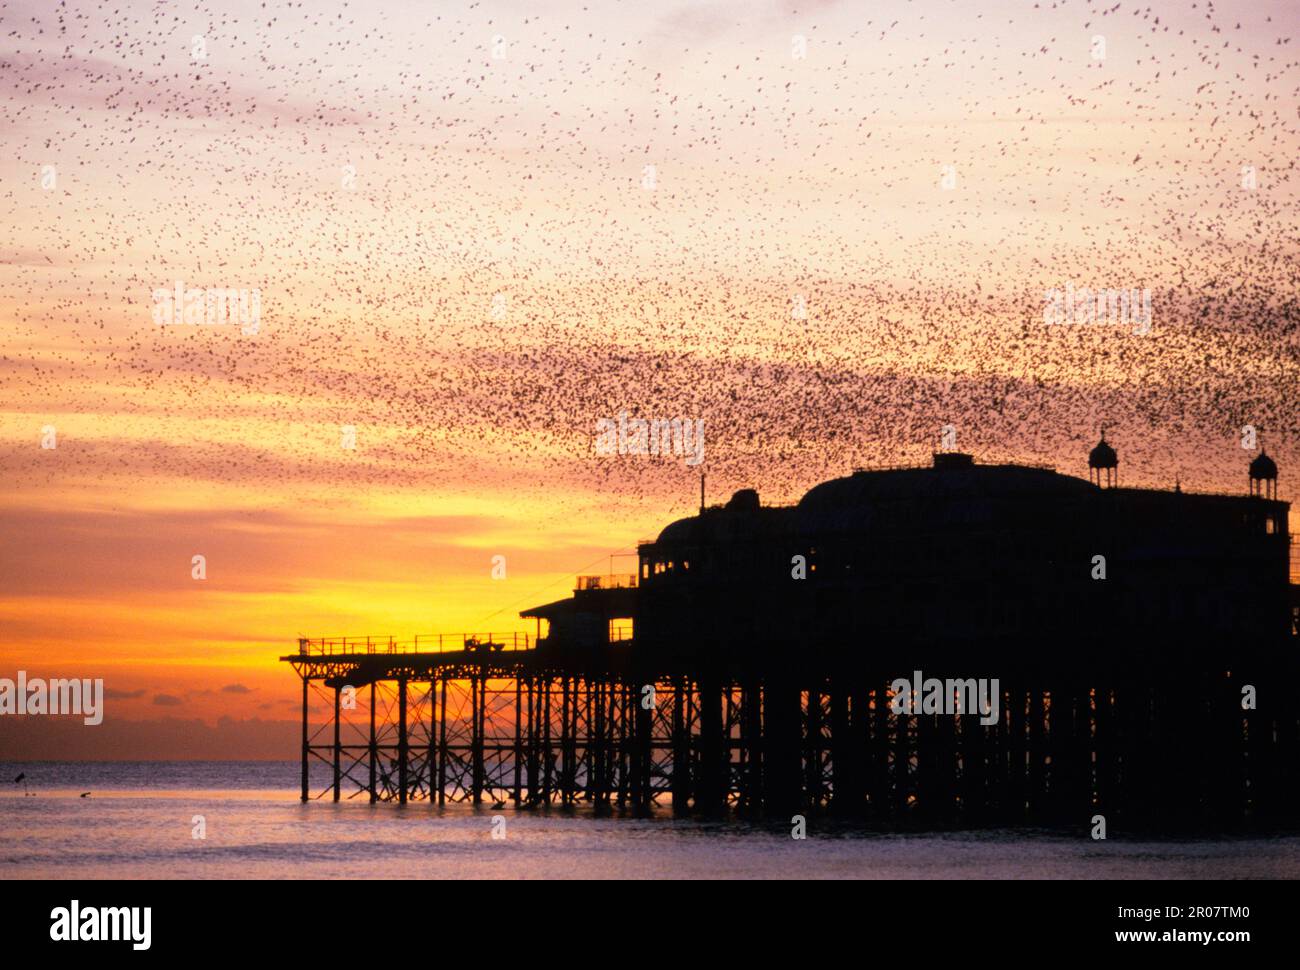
[368,681,377,804]
[438,676,448,805]
[300,673,309,802]
[333,685,341,803]
[398,676,409,805]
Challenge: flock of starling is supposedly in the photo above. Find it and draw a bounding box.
[2,0,1296,525]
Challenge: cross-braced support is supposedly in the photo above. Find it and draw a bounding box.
[288,650,1300,826]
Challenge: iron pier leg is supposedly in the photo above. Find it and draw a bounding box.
[398,676,409,805]
[300,673,309,803]
[333,685,341,803]
[561,677,573,804]
[671,679,689,812]
[871,683,888,818]
[368,681,378,804]
[593,679,606,806]
[542,678,553,803]
[831,688,853,814]
[743,680,763,813]
[1029,688,1045,820]
[698,677,725,815]
[514,676,523,804]
[765,683,802,818]
[471,675,484,804]
[526,678,539,804]
[618,682,631,807]
[804,687,823,808]
[438,676,448,805]
[633,681,652,812]
[429,683,438,806]
[583,678,595,803]
[1009,684,1027,823]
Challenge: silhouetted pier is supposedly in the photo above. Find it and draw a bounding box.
[284,445,1300,830]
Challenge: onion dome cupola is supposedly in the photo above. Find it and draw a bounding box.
[1088,431,1118,488]
[1249,449,1278,499]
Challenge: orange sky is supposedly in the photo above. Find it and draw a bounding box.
[1,0,1296,755]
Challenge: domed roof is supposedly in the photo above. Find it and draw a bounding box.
[651,459,1100,545]
[1088,435,1118,469]
[654,490,788,546]
[794,461,1093,533]
[1249,450,1278,480]
[725,488,760,512]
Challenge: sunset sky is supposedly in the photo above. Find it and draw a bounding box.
[1,0,1296,756]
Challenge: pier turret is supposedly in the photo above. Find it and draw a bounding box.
[1249,449,1278,499]
[1088,431,1118,488]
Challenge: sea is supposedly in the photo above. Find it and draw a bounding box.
[3,761,1298,879]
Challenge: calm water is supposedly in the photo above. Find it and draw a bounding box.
[2,761,1298,879]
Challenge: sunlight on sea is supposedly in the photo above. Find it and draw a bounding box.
[3,762,1298,879]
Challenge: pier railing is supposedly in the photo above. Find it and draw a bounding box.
[296,632,533,656]
[576,573,638,590]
